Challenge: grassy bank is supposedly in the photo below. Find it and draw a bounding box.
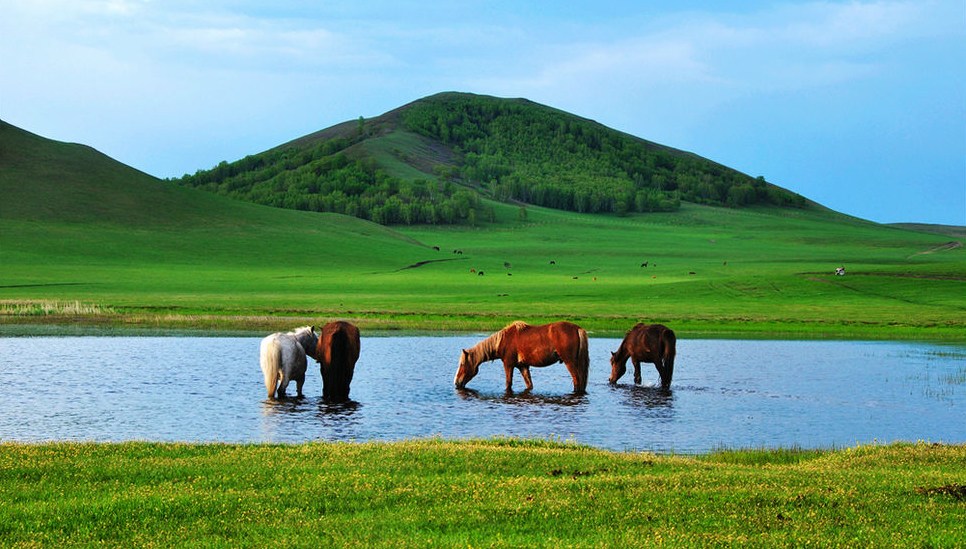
[0,440,963,546]
[2,202,964,340]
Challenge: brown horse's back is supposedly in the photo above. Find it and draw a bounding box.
[317,321,361,403]
[501,321,589,393]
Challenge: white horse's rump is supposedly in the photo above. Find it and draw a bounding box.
[259,326,319,400]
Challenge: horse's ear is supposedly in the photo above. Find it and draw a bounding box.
[610,351,616,358]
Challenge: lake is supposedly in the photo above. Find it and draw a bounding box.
[0,336,963,453]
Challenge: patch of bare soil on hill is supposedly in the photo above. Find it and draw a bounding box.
[394,257,468,272]
[912,241,962,256]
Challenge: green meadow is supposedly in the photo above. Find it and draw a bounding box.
[3,119,964,339]
[2,196,963,339]
[1,440,963,546]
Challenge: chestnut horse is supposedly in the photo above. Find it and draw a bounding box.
[316,321,361,403]
[455,321,589,394]
[609,323,676,389]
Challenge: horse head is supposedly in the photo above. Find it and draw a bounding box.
[454,349,480,390]
[608,351,627,384]
[291,326,320,361]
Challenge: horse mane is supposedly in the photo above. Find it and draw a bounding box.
[288,326,319,360]
[505,320,530,331]
[465,321,524,363]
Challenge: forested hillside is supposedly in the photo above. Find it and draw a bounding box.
[175,92,807,225]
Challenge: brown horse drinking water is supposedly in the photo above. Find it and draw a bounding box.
[316,321,361,403]
[455,321,589,394]
[609,323,676,389]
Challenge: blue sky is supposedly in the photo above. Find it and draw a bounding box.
[2,0,963,225]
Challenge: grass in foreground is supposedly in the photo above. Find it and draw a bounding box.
[0,440,963,546]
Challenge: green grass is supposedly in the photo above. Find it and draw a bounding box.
[0,440,963,546]
[2,120,964,338]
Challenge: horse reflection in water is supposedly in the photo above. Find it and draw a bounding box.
[259,326,318,400]
[609,323,677,389]
[259,395,361,442]
[455,386,588,407]
[622,385,675,409]
[455,321,590,394]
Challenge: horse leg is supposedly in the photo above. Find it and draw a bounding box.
[563,361,583,393]
[503,360,515,392]
[277,372,290,399]
[633,361,642,385]
[295,375,305,399]
[519,366,533,391]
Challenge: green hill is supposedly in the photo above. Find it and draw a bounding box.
[1,118,963,339]
[175,92,807,225]
[0,119,434,326]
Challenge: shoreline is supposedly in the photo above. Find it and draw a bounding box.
[2,316,964,343]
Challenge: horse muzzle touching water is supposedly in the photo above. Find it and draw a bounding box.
[454,350,480,390]
[609,323,676,389]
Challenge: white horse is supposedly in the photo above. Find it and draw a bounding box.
[259,326,319,400]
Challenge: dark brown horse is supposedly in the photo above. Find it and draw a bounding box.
[316,321,361,403]
[609,323,676,389]
[455,321,589,394]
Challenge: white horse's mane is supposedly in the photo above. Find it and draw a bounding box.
[287,325,319,360]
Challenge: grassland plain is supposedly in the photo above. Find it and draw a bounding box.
[2,119,965,338]
[2,197,964,339]
[0,440,963,546]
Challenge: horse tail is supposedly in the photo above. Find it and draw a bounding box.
[661,328,676,389]
[576,327,590,393]
[330,328,349,371]
[323,323,358,402]
[259,336,282,399]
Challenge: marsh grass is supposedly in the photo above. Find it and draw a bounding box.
[0,440,963,547]
[0,300,114,316]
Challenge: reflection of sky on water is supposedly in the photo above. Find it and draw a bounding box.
[0,337,963,453]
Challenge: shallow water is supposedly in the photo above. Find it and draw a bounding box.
[0,337,963,453]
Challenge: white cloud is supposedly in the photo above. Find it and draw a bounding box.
[465,1,959,136]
